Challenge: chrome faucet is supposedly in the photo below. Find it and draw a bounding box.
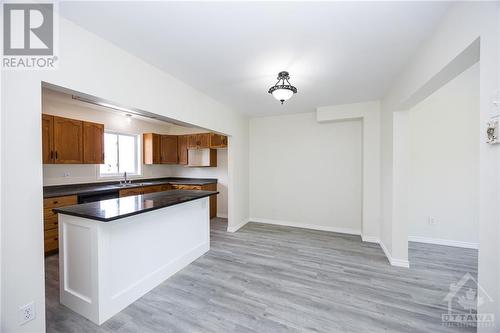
[120,172,131,185]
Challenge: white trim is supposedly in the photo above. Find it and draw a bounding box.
[408,236,479,249]
[249,217,361,236]
[227,218,249,233]
[379,241,410,268]
[217,213,228,219]
[361,235,380,243]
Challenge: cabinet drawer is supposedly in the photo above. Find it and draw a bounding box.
[143,184,172,194]
[44,214,58,230]
[44,195,78,208]
[171,184,202,190]
[44,229,59,253]
[160,184,172,191]
[119,188,144,197]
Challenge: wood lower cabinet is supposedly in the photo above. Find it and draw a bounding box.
[83,121,104,164]
[42,114,104,165]
[43,195,78,255]
[177,135,188,165]
[119,182,217,218]
[119,184,172,197]
[142,184,172,194]
[171,183,217,218]
[119,187,144,197]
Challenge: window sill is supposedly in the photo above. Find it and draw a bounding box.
[98,174,142,180]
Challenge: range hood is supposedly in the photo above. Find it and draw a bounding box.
[187,148,217,167]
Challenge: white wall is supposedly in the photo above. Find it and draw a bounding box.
[380,2,499,327]
[249,112,362,234]
[316,101,381,243]
[408,63,479,246]
[1,17,249,333]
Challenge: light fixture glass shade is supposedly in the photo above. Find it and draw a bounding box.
[268,71,297,105]
[271,88,294,102]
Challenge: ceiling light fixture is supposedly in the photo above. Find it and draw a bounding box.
[268,71,297,105]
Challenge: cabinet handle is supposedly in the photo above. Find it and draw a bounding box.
[55,151,58,160]
[50,151,54,159]
[53,200,58,204]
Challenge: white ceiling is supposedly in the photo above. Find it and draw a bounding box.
[61,1,450,117]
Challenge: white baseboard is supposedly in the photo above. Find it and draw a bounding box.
[216,213,228,219]
[361,235,380,243]
[379,241,410,268]
[249,217,361,236]
[408,236,479,249]
[227,218,249,233]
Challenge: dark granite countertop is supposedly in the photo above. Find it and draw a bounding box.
[53,190,218,222]
[43,177,217,198]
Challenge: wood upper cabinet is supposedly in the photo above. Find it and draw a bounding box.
[160,135,178,164]
[177,135,188,165]
[83,121,104,164]
[188,133,210,149]
[209,133,228,148]
[143,133,161,164]
[42,114,54,164]
[42,114,104,164]
[53,116,84,164]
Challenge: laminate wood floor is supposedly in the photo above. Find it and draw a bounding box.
[45,218,478,332]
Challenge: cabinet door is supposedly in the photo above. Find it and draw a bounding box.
[83,121,104,164]
[177,135,188,165]
[199,133,210,148]
[143,133,161,164]
[42,114,54,164]
[53,116,83,163]
[160,135,178,164]
[119,188,144,197]
[188,134,199,149]
[209,133,228,148]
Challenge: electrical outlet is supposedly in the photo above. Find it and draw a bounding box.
[19,302,36,325]
[428,216,437,226]
[64,172,70,177]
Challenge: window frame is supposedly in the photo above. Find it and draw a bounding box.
[98,130,142,179]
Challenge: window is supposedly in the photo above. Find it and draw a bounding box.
[99,132,140,177]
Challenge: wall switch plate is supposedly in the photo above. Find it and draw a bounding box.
[428,216,437,225]
[19,302,36,325]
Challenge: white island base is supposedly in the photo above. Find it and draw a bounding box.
[58,197,210,325]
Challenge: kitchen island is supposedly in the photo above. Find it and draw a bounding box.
[53,190,217,325]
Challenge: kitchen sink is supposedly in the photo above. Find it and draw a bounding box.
[117,183,137,187]
[117,182,155,187]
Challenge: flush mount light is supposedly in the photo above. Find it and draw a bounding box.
[268,71,297,105]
